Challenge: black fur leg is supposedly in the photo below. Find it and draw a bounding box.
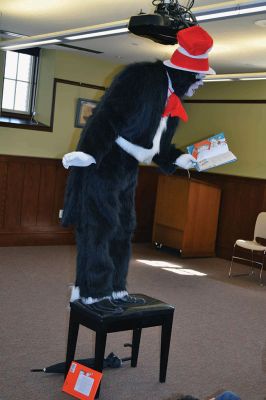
[112,295,146,306]
[81,299,124,315]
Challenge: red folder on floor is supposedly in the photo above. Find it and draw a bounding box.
[62,361,102,399]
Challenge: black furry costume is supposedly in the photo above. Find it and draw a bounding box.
[62,60,197,301]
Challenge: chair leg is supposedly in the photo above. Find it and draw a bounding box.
[159,313,173,383]
[229,244,236,277]
[250,250,255,276]
[131,328,142,367]
[94,330,107,399]
[259,251,265,286]
[229,244,255,278]
[64,309,80,378]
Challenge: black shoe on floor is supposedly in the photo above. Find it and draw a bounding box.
[112,295,146,306]
[81,299,124,315]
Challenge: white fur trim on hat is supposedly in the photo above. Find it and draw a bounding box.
[163,59,216,75]
[178,45,213,59]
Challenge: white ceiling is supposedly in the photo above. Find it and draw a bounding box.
[0,0,266,74]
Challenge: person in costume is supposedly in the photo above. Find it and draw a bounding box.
[62,25,215,314]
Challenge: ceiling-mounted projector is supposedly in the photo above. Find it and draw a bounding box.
[128,0,197,45]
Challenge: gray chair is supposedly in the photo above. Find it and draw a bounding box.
[229,212,266,285]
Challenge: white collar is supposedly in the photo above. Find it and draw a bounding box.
[166,71,174,96]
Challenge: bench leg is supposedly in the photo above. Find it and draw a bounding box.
[159,313,174,383]
[131,328,142,367]
[94,330,107,399]
[64,309,80,378]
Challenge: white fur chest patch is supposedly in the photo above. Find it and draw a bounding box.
[115,116,168,164]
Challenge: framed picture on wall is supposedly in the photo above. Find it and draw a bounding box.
[75,98,97,128]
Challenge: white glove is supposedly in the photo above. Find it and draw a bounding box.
[62,151,96,169]
[174,154,197,170]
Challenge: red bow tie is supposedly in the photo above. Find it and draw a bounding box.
[162,93,188,122]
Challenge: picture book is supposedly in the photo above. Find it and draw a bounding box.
[187,132,237,172]
[62,361,102,400]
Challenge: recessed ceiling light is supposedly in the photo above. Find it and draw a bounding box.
[2,38,61,50]
[65,27,128,41]
[255,19,266,27]
[203,78,233,82]
[240,77,266,80]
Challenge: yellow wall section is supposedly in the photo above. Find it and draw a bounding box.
[54,51,122,86]
[0,51,5,105]
[0,49,122,159]
[0,48,265,179]
[35,49,56,125]
[175,80,266,179]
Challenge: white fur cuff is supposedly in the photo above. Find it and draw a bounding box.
[70,286,111,304]
[81,296,110,305]
[112,290,128,299]
[70,286,80,302]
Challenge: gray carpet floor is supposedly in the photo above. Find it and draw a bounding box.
[0,243,266,400]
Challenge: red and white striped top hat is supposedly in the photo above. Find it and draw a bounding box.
[163,25,215,75]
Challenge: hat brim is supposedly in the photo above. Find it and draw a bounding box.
[163,59,216,75]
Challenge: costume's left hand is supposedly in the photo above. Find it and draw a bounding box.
[62,151,96,169]
[174,154,197,169]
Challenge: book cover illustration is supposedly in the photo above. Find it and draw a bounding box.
[187,132,237,171]
[62,361,103,400]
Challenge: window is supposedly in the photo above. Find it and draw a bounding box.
[1,48,39,116]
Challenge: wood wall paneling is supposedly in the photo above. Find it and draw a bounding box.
[21,163,41,227]
[52,166,69,225]
[37,164,57,227]
[5,161,25,228]
[0,155,265,262]
[0,161,8,228]
[0,155,74,246]
[181,170,266,259]
[134,166,159,242]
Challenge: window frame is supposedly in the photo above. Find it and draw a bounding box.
[1,48,40,119]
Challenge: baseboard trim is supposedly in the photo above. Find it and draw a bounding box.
[0,231,75,246]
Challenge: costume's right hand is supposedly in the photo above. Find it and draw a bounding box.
[174,154,197,170]
[62,151,96,169]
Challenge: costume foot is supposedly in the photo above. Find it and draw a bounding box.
[112,295,146,305]
[82,299,124,315]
